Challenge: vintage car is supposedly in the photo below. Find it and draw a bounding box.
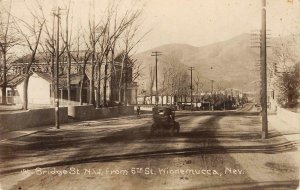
[151,106,180,136]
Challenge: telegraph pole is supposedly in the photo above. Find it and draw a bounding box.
[151,51,162,105]
[211,80,214,94]
[188,67,194,110]
[261,0,268,139]
[54,7,61,129]
[51,12,55,105]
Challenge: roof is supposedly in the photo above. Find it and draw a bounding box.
[59,73,85,86]
[1,72,86,88]
[34,72,52,83]
[114,52,133,64]
[0,74,27,87]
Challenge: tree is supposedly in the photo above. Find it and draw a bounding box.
[107,6,143,105]
[70,30,91,105]
[271,38,299,108]
[275,62,299,107]
[117,17,147,105]
[63,1,73,102]
[13,1,45,110]
[161,52,189,103]
[148,66,155,104]
[193,70,204,103]
[38,5,62,105]
[0,0,19,104]
[85,2,113,107]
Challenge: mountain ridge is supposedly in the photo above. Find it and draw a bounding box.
[134,33,299,92]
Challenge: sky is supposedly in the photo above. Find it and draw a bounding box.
[3,0,300,52]
[140,0,299,51]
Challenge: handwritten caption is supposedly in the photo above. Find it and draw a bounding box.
[21,167,245,177]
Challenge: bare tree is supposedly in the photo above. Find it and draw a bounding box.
[38,4,68,105]
[271,38,299,108]
[162,53,189,104]
[116,16,148,105]
[85,3,111,106]
[71,32,91,105]
[148,66,156,104]
[63,1,73,102]
[0,0,19,104]
[13,2,45,110]
[193,70,202,102]
[275,62,299,107]
[38,6,57,105]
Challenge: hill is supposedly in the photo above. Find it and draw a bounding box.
[134,33,259,92]
[134,33,300,93]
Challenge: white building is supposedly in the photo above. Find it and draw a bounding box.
[16,72,52,105]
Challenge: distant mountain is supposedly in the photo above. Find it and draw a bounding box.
[134,33,299,92]
[135,34,258,91]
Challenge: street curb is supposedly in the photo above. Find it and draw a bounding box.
[0,114,144,142]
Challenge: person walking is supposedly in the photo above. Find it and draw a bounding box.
[137,106,141,118]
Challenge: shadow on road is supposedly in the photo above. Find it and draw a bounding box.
[196,180,299,190]
[0,112,297,175]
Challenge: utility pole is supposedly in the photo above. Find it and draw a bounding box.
[54,7,61,129]
[261,0,268,139]
[51,12,55,105]
[210,66,214,95]
[188,67,194,110]
[151,51,162,105]
[211,80,214,94]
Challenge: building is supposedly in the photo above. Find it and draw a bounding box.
[7,52,137,106]
[0,74,25,104]
[3,72,89,106]
[110,53,138,105]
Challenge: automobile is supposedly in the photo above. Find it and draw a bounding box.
[105,101,124,107]
[151,106,180,136]
[254,103,261,107]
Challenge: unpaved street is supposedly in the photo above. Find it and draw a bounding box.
[0,106,299,190]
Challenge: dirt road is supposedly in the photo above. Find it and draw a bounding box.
[0,109,299,190]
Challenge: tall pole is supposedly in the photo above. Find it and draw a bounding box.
[210,66,214,95]
[55,8,60,129]
[51,12,55,105]
[261,0,268,139]
[188,67,194,110]
[151,51,162,105]
[211,80,214,94]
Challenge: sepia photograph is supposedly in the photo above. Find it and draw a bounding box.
[0,0,299,189]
